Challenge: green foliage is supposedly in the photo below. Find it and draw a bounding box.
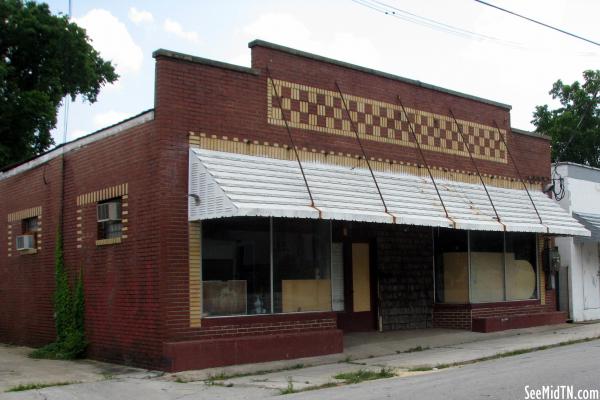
[30,229,86,360]
[333,368,395,384]
[279,377,295,395]
[532,70,600,167]
[0,0,118,167]
[53,229,72,343]
[5,382,75,392]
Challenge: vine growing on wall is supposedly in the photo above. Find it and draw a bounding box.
[30,229,87,359]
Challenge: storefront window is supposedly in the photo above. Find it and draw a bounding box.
[435,229,539,304]
[434,228,469,303]
[201,217,332,317]
[273,219,332,313]
[202,218,270,316]
[505,233,538,300]
[470,231,505,303]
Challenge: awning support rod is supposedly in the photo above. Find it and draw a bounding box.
[335,81,396,223]
[397,97,454,227]
[492,120,544,227]
[267,67,321,217]
[449,109,504,229]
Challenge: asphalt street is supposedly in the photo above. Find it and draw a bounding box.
[289,339,600,400]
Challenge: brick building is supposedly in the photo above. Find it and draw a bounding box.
[0,40,589,371]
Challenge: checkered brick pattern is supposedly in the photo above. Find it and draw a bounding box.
[267,79,508,164]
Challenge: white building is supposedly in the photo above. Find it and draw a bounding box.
[555,162,600,321]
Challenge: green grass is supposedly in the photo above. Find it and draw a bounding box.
[279,377,295,395]
[204,363,306,385]
[6,382,75,392]
[279,382,339,395]
[405,336,600,373]
[408,366,434,372]
[334,368,395,384]
[402,345,430,353]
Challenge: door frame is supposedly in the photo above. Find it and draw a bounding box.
[336,237,379,332]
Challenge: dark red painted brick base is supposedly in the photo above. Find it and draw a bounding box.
[162,329,343,372]
[433,290,565,332]
[472,311,567,333]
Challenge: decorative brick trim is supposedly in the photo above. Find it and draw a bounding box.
[7,206,42,222]
[191,132,542,190]
[76,183,129,247]
[267,79,509,164]
[7,223,12,257]
[539,236,546,305]
[189,222,202,327]
[7,206,43,256]
[189,132,200,148]
[77,183,129,206]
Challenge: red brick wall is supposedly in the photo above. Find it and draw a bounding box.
[0,120,164,368]
[0,42,554,370]
[191,313,338,341]
[0,158,62,346]
[433,290,559,331]
[432,305,472,330]
[152,44,552,342]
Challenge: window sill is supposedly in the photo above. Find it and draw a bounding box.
[17,249,38,255]
[96,237,122,246]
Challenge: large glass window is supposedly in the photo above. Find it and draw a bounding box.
[202,218,270,316]
[201,217,332,317]
[505,233,538,300]
[434,228,469,303]
[273,219,331,313]
[434,229,539,304]
[470,231,505,303]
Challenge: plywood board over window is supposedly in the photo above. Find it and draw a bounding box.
[352,243,371,312]
[282,279,332,313]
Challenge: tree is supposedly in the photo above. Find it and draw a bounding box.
[532,70,600,167]
[0,0,117,167]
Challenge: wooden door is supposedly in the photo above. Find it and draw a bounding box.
[336,242,377,331]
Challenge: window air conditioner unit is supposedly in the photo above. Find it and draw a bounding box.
[16,235,35,251]
[97,202,121,222]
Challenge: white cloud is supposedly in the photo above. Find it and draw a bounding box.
[69,129,87,141]
[93,110,131,128]
[75,9,143,76]
[128,7,154,25]
[235,13,380,69]
[163,18,200,44]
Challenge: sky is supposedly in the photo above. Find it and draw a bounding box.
[45,0,600,145]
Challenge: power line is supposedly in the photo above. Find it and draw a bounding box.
[474,0,600,47]
[352,0,512,44]
[372,0,501,42]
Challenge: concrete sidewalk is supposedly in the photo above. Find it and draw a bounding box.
[167,322,600,393]
[2,322,600,399]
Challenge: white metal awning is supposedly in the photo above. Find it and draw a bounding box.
[189,148,590,236]
[573,213,600,240]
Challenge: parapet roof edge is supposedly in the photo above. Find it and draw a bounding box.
[248,39,512,110]
[152,49,260,75]
[0,109,154,180]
